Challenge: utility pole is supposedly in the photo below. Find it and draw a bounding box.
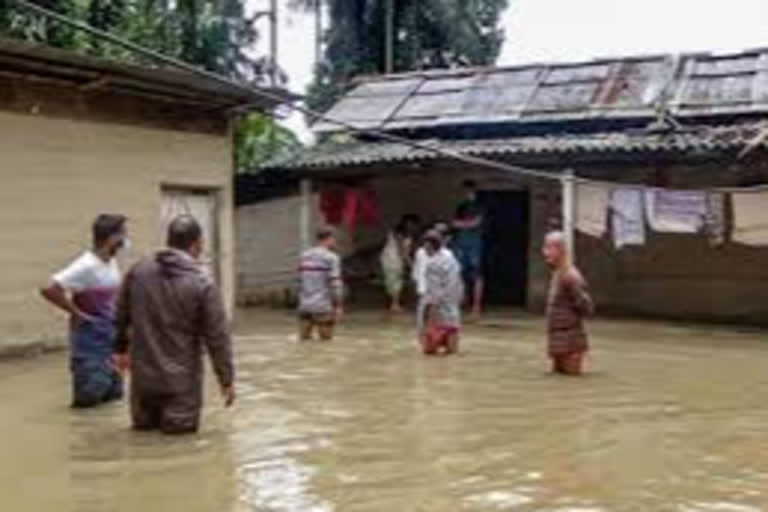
[269,0,278,86]
[268,0,278,157]
[384,0,394,73]
[314,0,322,66]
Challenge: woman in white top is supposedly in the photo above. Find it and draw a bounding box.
[380,215,419,313]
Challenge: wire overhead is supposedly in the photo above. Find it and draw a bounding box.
[9,0,768,193]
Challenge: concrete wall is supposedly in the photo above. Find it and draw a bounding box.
[526,160,768,325]
[0,110,234,354]
[235,193,321,306]
[237,157,768,324]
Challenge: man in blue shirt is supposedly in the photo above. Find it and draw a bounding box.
[451,180,484,318]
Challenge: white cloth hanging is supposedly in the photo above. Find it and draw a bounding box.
[732,191,768,246]
[611,188,646,249]
[704,192,726,246]
[576,183,609,238]
[644,189,707,233]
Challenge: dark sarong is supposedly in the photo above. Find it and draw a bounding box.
[70,319,123,408]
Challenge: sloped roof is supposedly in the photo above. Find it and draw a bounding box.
[264,123,768,172]
[313,48,768,134]
[0,38,297,110]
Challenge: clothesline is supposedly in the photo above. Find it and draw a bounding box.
[570,176,768,195]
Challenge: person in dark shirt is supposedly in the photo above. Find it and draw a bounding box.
[452,180,484,318]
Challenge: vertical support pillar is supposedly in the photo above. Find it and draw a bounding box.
[561,169,576,264]
[300,178,312,251]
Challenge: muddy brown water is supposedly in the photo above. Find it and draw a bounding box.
[2,311,768,511]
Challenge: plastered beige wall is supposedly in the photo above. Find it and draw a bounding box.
[0,110,234,351]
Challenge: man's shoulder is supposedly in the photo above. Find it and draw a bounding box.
[562,267,587,286]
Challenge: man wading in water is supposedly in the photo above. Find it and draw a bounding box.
[114,215,234,434]
[421,230,463,356]
[297,228,344,341]
[542,231,594,376]
[41,214,128,408]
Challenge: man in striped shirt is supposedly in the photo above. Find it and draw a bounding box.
[298,228,344,341]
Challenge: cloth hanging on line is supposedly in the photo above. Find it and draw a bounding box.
[732,191,768,246]
[703,192,726,247]
[611,188,646,249]
[321,187,380,229]
[342,188,380,231]
[575,183,610,238]
[319,188,345,225]
[644,189,707,233]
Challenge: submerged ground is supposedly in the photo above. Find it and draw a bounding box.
[2,310,768,511]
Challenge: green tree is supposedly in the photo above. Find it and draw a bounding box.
[293,0,508,113]
[235,113,302,174]
[0,0,301,171]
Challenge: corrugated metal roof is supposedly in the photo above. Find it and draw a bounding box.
[264,123,768,171]
[314,48,768,134]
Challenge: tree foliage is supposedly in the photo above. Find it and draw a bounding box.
[0,0,300,172]
[293,0,508,114]
[235,113,301,174]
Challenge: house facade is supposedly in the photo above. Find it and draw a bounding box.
[238,48,768,324]
[0,39,285,355]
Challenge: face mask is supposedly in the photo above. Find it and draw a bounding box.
[111,237,131,257]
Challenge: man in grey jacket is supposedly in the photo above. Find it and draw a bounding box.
[114,215,234,434]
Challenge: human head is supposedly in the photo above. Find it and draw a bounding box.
[433,221,449,236]
[399,214,421,235]
[542,231,568,269]
[423,230,443,256]
[316,227,336,250]
[462,179,478,200]
[167,214,203,259]
[92,214,127,257]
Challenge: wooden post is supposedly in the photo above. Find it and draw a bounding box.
[300,178,312,251]
[561,169,576,264]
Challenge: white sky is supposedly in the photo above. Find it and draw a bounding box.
[251,0,768,142]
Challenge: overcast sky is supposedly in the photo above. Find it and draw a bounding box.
[251,0,768,141]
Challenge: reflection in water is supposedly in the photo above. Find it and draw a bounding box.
[1,310,768,511]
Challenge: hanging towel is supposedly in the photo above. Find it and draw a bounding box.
[704,192,727,247]
[357,188,380,226]
[320,188,345,225]
[732,191,768,246]
[611,188,646,249]
[342,188,359,231]
[575,183,609,238]
[644,189,707,233]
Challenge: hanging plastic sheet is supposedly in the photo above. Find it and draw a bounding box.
[703,192,727,247]
[611,188,646,249]
[732,191,768,246]
[575,183,609,238]
[644,189,707,233]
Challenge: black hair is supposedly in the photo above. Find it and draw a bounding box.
[167,214,202,250]
[92,214,127,247]
[396,213,421,233]
[423,230,443,250]
[462,179,477,190]
[316,227,334,242]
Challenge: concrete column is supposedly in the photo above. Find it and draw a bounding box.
[561,169,576,264]
[300,178,312,251]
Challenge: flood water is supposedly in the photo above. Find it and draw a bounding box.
[2,310,768,511]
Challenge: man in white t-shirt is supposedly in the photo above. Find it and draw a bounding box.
[41,214,129,408]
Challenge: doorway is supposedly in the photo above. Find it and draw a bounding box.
[480,190,530,306]
[160,186,220,282]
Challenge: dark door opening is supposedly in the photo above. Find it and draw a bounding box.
[480,190,530,306]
